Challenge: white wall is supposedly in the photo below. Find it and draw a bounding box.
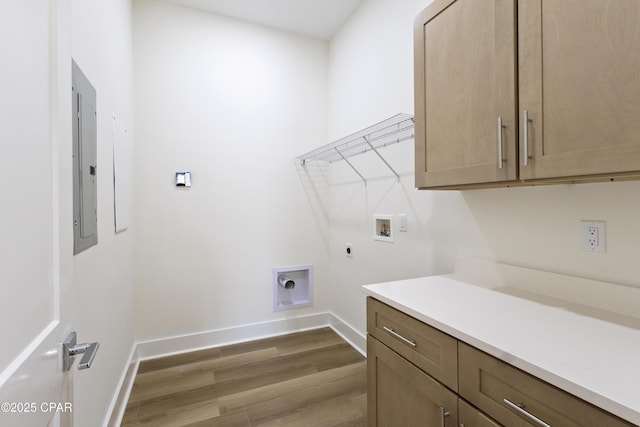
[328,0,640,338]
[461,181,640,288]
[70,0,136,425]
[132,0,330,342]
[327,0,485,335]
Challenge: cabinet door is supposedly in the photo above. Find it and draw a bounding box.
[459,399,502,427]
[368,336,458,427]
[414,0,517,188]
[519,0,640,180]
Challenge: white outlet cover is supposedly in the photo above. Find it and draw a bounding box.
[580,220,606,253]
[399,213,407,232]
[345,243,353,258]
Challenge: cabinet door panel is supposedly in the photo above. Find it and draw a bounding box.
[368,336,458,427]
[415,0,517,188]
[459,399,502,427]
[519,0,640,180]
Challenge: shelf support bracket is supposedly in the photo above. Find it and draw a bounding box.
[335,148,367,185]
[363,136,400,182]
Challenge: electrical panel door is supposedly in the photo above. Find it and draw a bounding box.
[72,60,97,254]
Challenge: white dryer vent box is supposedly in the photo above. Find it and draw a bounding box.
[272,265,313,311]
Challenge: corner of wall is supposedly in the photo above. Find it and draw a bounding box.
[103,343,139,427]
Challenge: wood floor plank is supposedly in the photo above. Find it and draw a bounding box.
[253,391,366,427]
[121,328,367,427]
[121,402,140,426]
[121,399,220,427]
[218,328,342,358]
[213,342,360,383]
[134,347,280,385]
[127,370,215,404]
[183,410,251,427]
[218,362,367,421]
[271,328,347,356]
[133,363,320,421]
[137,347,223,374]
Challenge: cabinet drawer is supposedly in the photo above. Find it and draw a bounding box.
[459,343,634,427]
[367,297,458,391]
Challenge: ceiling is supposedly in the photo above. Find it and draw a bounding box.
[159,0,364,40]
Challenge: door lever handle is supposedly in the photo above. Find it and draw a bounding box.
[71,342,99,370]
[63,332,100,371]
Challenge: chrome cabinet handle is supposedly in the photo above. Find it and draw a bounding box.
[523,110,532,166]
[497,117,506,169]
[382,326,416,348]
[503,398,551,427]
[439,406,450,427]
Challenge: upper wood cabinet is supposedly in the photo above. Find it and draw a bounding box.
[414,0,518,188]
[414,0,640,189]
[519,0,640,181]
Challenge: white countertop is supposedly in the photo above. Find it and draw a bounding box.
[362,274,640,425]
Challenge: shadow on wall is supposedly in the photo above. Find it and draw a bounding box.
[295,160,330,250]
[461,185,573,269]
[426,189,493,274]
[298,138,495,279]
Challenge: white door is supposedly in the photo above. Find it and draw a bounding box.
[0,1,76,426]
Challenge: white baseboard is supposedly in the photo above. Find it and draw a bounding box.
[136,312,333,361]
[105,311,366,426]
[329,313,366,356]
[104,344,139,427]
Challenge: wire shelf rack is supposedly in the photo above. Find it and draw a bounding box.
[296,113,414,183]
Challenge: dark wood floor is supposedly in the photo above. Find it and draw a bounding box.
[121,328,367,426]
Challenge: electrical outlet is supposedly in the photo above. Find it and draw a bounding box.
[586,227,599,247]
[580,220,606,253]
[345,243,353,258]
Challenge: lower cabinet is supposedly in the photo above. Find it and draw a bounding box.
[368,336,458,426]
[367,297,635,427]
[459,343,634,427]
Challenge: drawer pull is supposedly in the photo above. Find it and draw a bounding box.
[439,406,450,427]
[503,398,551,427]
[382,326,417,348]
